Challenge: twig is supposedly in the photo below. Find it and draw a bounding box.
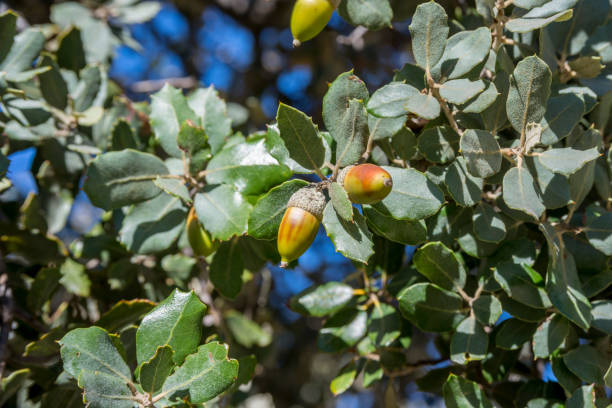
[336,26,368,50]
[427,73,464,137]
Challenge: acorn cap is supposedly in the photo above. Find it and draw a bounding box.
[337,165,355,188]
[287,187,326,220]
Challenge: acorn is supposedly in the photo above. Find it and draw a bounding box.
[277,188,326,268]
[187,207,219,257]
[290,0,338,47]
[338,164,393,204]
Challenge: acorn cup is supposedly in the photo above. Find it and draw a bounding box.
[290,0,339,47]
[338,164,393,204]
[277,187,326,268]
[186,207,219,257]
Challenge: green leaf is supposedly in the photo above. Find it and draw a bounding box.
[432,27,492,80]
[323,71,369,141]
[60,258,91,297]
[247,179,308,240]
[111,119,140,151]
[363,205,427,245]
[362,361,383,387]
[72,64,107,112]
[177,120,206,153]
[367,82,440,120]
[329,182,353,222]
[153,177,192,205]
[532,315,570,358]
[224,310,272,348]
[150,84,198,157]
[440,79,485,104]
[566,385,597,408]
[495,319,538,350]
[524,156,571,209]
[194,184,252,240]
[391,126,417,161]
[537,147,600,176]
[159,342,238,404]
[413,242,466,290]
[552,356,582,393]
[119,193,186,254]
[443,374,493,408]
[210,240,244,299]
[506,9,574,33]
[545,247,592,330]
[473,202,506,243]
[585,209,612,256]
[494,262,551,309]
[460,129,502,178]
[330,361,359,396]
[290,282,355,317]
[502,166,545,219]
[417,126,460,164]
[136,289,207,365]
[450,316,488,365]
[334,99,369,167]
[409,1,449,72]
[563,345,607,385]
[506,56,552,138]
[482,71,510,134]
[472,295,502,326]
[393,62,426,89]
[0,10,17,63]
[317,309,368,352]
[206,136,291,195]
[373,167,444,220]
[323,203,374,264]
[0,28,45,74]
[338,0,393,30]
[187,86,232,154]
[37,54,68,110]
[397,282,464,332]
[445,156,484,207]
[461,80,499,113]
[540,94,585,145]
[276,103,325,171]
[56,26,86,72]
[368,303,401,347]
[591,300,612,334]
[27,267,61,312]
[96,299,156,333]
[84,149,168,210]
[0,151,8,178]
[369,114,406,141]
[59,327,133,405]
[118,2,162,24]
[139,345,175,394]
[0,369,30,407]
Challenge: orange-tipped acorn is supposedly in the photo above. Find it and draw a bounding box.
[187,207,219,257]
[290,0,337,47]
[277,188,326,268]
[339,164,393,204]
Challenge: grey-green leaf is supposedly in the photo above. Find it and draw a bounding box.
[495,319,539,350]
[276,103,325,171]
[0,28,45,74]
[440,79,485,104]
[367,82,440,120]
[330,182,353,222]
[139,345,175,394]
[187,86,232,154]
[338,0,393,30]
[248,179,308,240]
[136,289,207,365]
[433,27,492,80]
[538,147,600,176]
[460,129,502,178]
[473,202,506,243]
[506,56,551,138]
[413,242,466,290]
[443,374,493,408]
[323,71,369,141]
[368,303,402,347]
[472,295,502,326]
[563,345,607,385]
[194,185,252,241]
[450,316,488,364]
[84,150,168,210]
[585,209,612,256]
[160,342,238,404]
[532,315,570,358]
[417,126,460,164]
[502,166,545,219]
[290,282,355,317]
[540,93,585,145]
[397,283,464,332]
[335,99,369,167]
[323,204,374,264]
[445,156,484,207]
[364,205,427,245]
[409,1,449,72]
[373,167,444,220]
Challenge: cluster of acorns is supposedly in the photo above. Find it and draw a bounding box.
[278,164,392,267]
[290,0,339,47]
[185,164,393,268]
